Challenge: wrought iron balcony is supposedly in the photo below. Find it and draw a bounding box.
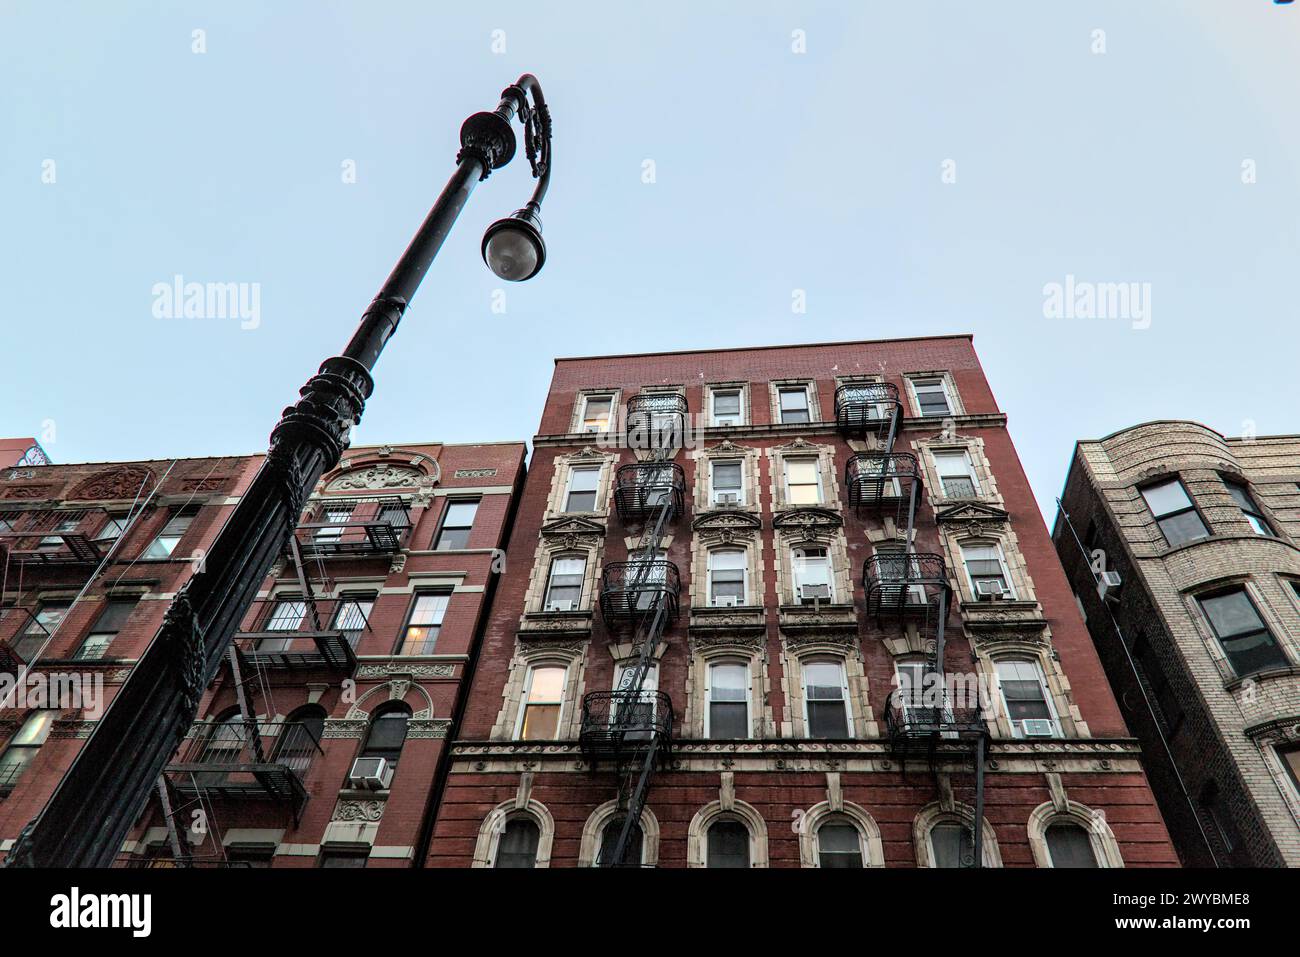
[845,452,922,509]
[884,688,987,754]
[0,507,109,566]
[598,560,680,624]
[625,393,688,451]
[579,690,673,763]
[834,383,902,439]
[613,461,685,524]
[165,717,321,824]
[232,597,363,674]
[862,552,950,617]
[292,496,411,558]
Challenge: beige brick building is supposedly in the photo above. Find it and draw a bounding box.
[1054,421,1300,866]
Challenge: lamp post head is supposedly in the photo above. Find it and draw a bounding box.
[482,205,546,281]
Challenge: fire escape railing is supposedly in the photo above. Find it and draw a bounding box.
[0,607,52,680]
[834,383,901,441]
[612,461,685,524]
[624,393,688,451]
[291,496,411,558]
[0,507,110,566]
[233,596,364,673]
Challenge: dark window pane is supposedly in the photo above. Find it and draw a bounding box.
[930,822,975,868]
[1045,823,1097,868]
[709,702,749,739]
[434,527,471,550]
[707,821,749,868]
[496,819,540,868]
[1159,511,1209,546]
[808,701,848,738]
[818,823,863,868]
[598,819,643,867]
[363,711,409,762]
[319,851,367,868]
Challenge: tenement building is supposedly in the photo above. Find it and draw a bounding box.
[1054,422,1300,867]
[0,440,524,868]
[427,336,1177,868]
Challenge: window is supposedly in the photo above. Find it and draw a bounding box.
[706,661,749,739]
[276,706,325,776]
[1197,588,1288,676]
[360,705,410,772]
[332,596,373,648]
[929,822,976,868]
[598,817,643,867]
[1224,479,1271,536]
[396,593,449,656]
[778,386,811,424]
[707,548,746,606]
[434,499,478,550]
[612,662,659,740]
[544,555,586,611]
[1278,744,1300,799]
[710,389,742,427]
[580,394,614,433]
[377,501,410,533]
[39,515,81,550]
[817,822,864,868]
[257,597,307,652]
[144,508,195,558]
[13,602,70,663]
[94,516,127,543]
[792,545,833,603]
[995,659,1057,737]
[495,818,541,868]
[0,710,57,793]
[319,849,368,868]
[74,598,136,660]
[706,820,750,868]
[710,460,744,506]
[911,377,952,417]
[784,458,821,504]
[962,543,1013,600]
[564,466,601,512]
[519,665,566,740]
[1140,479,1208,546]
[804,659,850,738]
[1044,822,1097,868]
[933,451,980,498]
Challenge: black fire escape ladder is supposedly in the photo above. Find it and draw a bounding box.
[154,774,193,868]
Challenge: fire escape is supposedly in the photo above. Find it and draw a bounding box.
[838,382,990,867]
[581,393,685,867]
[0,507,111,567]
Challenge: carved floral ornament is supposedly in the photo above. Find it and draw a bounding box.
[67,466,157,501]
[325,463,430,492]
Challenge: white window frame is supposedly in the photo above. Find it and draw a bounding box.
[961,542,1016,600]
[801,657,853,738]
[709,388,745,427]
[932,450,981,498]
[777,385,813,424]
[994,658,1059,738]
[816,818,868,868]
[564,465,602,513]
[704,659,752,740]
[579,394,615,434]
[783,457,823,505]
[543,554,587,611]
[709,460,745,506]
[909,376,954,418]
[791,545,834,603]
[515,663,569,740]
[707,547,748,607]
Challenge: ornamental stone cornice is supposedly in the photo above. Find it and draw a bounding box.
[959,601,1047,634]
[518,610,594,640]
[771,507,844,536]
[691,510,763,534]
[688,605,766,636]
[934,502,1010,532]
[778,603,859,635]
[1243,715,1300,744]
[687,631,768,655]
[538,516,607,541]
[356,663,457,680]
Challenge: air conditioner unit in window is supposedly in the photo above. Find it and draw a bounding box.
[800,584,831,602]
[716,492,740,507]
[1020,719,1055,738]
[348,757,393,790]
[546,599,575,612]
[1096,569,1122,602]
[975,580,1006,601]
[713,595,740,608]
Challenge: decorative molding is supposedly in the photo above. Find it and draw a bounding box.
[332,799,387,823]
[518,610,594,639]
[778,603,859,635]
[323,719,369,739]
[689,605,767,635]
[324,463,427,492]
[408,718,452,739]
[67,466,157,502]
[356,663,455,679]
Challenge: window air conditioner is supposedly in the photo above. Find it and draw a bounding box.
[800,584,831,602]
[714,595,740,608]
[1020,719,1055,738]
[348,757,393,790]
[975,580,1006,601]
[716,492,740,507]
[1096,570,1122,602]
[546,599,575,612]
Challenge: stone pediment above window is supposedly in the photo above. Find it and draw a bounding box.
[934,502,1009,534]
[772,507,844,534]
[689,604,766,635]
[698,439,758,459]
[778,603,859,635]
[961,601,1047,641]
[771,437,827,455]
[692,511,763,534]
[539,516,607,541]
[519,609,594,640]
[563,445,610,462]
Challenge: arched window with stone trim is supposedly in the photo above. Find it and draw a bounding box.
[912,801,1002,868]
[797,800,884,868]
[473,799,557,868]
[1027,799,1124,868]
[687,799,769,868]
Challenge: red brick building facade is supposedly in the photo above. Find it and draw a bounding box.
[0,440,524,868]
[427,336,1178,868]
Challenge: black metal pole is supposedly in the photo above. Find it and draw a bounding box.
[5,78,541,869]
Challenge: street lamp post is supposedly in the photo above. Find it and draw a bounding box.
[5,74,551,869]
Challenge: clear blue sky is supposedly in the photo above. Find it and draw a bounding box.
[3,1,1297,519]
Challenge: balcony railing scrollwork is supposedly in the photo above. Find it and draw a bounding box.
[845,452,921,509]
[598,560,681,624]
[579,690,673,763]
[613,461,686,524]
[625,393,688,451]
[834,383,902,439]
[862,552,950,618]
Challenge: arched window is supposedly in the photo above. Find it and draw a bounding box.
[597,817,644,867]
[707,548,747,607]
[518,664,567,740]
[705,660,749,739]
[276,705,326,776]
[928,822,976,868]
[495,818,541,868]
[816,819,864,868]
[0,710,57,793]
[706,820,751,868]
[361,705,410,772]
[544,555,587,611]
[803,658,851,738]
[1044,822,1098,868]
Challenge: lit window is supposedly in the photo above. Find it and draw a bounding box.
[519,665,566,740]
[962,543,1013,600]
[784,458,821,504]
[580,395,614,433]
[0,710,58,793]
[817,822,864,868]
[564,466,601,512]
[778,387,811,424]
[911,377,952,417]
[792,546,832,604]
[929,822,975,868]
[495,818,541,868]
[434,499,479,550]
[397,593,449,656]
[708,548,746,606]
[1223,480,1271,536]
[995,659,1057,737]
[706,820,750,868]
[710,460,744,506]
[706,661,749,739]
[1044,822,1097,868]
[933,451,979,498]
[804,659,850,738]
[1197,588,1287,676]
[1140,479,1208,547]
[74,599,136,660]
[711,389,743,427]
[544,556,586,611]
